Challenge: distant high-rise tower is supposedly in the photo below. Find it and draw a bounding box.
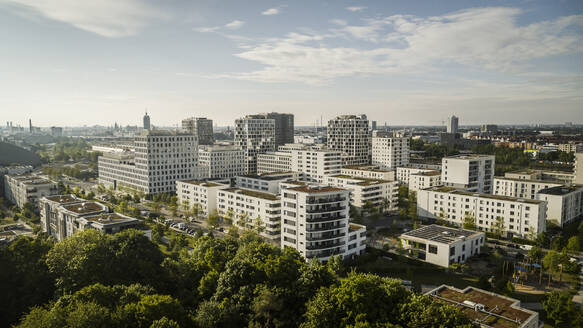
[263,113,294,146]
[372,121,377,131]
[182,117,214,145]
[234,115,276,174]
[447,115,459,134]
[143,111,151,130]
[29,119,32,133]
[327,114,370,166]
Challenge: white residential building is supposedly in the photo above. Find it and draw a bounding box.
[235,172,301,194]
[371,132,410,169]
[396,166,435,185]
[198,145,245,179]
[216,187,281,241]
[537,185,583,227]
[327,114,370,166]
[257,152,293,174]
[98,130,199,194]
[558,143,583,153]
[234,115,276,174]
[341,165,395,181]
[280,185,366,261]
[441,155,495,193]
[409,171,442,192]
[176,180,230,217]
[400,225,485,268]
[3,174,58,210]
[575,153,583,185]
[324,174,399,211]
[417,186,546,238]
[493,177,563,200]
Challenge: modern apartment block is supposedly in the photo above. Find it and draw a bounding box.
[216,188,281,241]
[537,185,583,227]
[396,166,436,185]
[409,170,441,192]
[280,185,366,261]
[39,195,142,241]
[263,112,294,146]
[327,114,370,166]
[400,225,485,268]
[441,155,495,193]
[493,177,563,200]
[235,172,301,194]
[558,143,583,153]
[198,145,245,179]
[257,152,293,174]
[181,117,214,145]
[0,165,33,196]
[176,180,230,218]
[324,175,399,211]
[417,186,546,237]
[3,174,58,210]
[371,132,410,169]
[426,285,539,328]
[234,115,276,174]
[98,130,199,194]
[341,165,395,181]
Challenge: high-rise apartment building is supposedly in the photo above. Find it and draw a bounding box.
[280,185,366,261]
[198,145,245,179]
[98,130,199,194]
[143,112,150,130]
[371,131,410,169]
[327,114,370,166]
[441,155,495,193]
[234,115,276,174]
[182,117,214,145]
[447,115,459,134]
[263,112,294,146]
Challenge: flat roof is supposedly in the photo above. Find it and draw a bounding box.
[428,285,535,328]
[343,165,392,173]
[63,201,106,214]
[239,172,295,181]
[412,170,441,176]
[425,187,543,204]
[83,213,138,225]
[286,185,346,194]
[444,154,494,160]
[401,225,482,244]
[538,185,583,196]
[282,180,307,186]
[44,194,80,204]
[330,174,392,186]
[180,180,223,188]
[223,188,279,201]
[494,176,564,185]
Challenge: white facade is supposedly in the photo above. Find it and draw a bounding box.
[216,188,281,241]
[409,171,442,192]
[400,225,485,268]
[441,155,495,193]
[324,175,399,211]
[198,145,245,179]
[576,153,583,185]
[341,165,395,181]
[371,133,410,169]
[3,174,57,210]
[257,152,292,174]
[327,114,370,166]
[280,185,366,261]
[98,130,199,194]
[234,116,276,174]
[396,167,435,185]
[537,185,583,227]
[417,187,546,238]
[235,172,301,194]
[176,180,229,217]
[558,143,583,153]
[493,177,563,200]
[257,147,342,183]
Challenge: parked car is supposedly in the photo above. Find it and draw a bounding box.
[519,245,533,251]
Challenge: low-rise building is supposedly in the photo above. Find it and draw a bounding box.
[426,285,539,328]
[341,165,395,181]
[441,155,495,193]
[400,225,485,268]
[176,180,230,217]
[257,152,293,174]
[493,177,563,200]
[235,172,301,194]
[4,174,58,210]
[0,165,33,196]
[505,169,574,185]
[409,170,441,192]
[216,188,281,241]
[417,186,546,238]
[537,185,583,226]
[396,166,435,186]
[324,174,398,211]
[198,145,245,179]
[558,143,583,153]
[280,185,366,261]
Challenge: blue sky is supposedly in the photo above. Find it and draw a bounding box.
[0,0,582,127]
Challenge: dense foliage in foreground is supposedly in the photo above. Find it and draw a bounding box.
[1,229,476,328]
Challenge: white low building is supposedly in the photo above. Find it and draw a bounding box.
[235,172,301,194]
[341,165,395,181]
[441,155,495,193]
[176,180,230,217]
[198,145,245,179]
[537,185,583,227]
[409,170,441,192]
[400,225,485,268]
[396,166,435,186]
[4,174,58,210]
[216,187,281,241]
[324,174,399,211]
[493,177,563,200]
[417,186,546,238]
[280,185,366,261]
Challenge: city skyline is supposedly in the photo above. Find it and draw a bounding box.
[1,0,582,126]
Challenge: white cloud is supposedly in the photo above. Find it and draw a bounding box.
[224,19,245,30]
[262,8,280,16]
[219,7,583,85]
[0,0,166,37]
[346,6,367,12]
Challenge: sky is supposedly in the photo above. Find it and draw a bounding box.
[0,0,582,128]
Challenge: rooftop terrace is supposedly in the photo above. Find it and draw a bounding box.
[401,225,482,244]
[287,185,346,194]
[63,202,107,215]
[180,180,224,188]
[84,213,138,225]
[538,185,583,196]
[44,194,80,204]
[223,188,279,201]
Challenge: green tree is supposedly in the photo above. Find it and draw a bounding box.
[181,199,190,214]
[238,212,249,230]
[206,210,220,230]
[566,236,580,252]
[492,216,505,239]
[253,216,265,234]
[462,212,477,230]
[191,202,202,219]
[224,208,235,226]
[543,291,576,328]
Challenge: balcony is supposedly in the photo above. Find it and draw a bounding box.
[308,248,342,259]
[307,205,346,214]
[306,241,346,250]
[306,214,346,223]
[307,223,346,232]
[306,232,345,242]
[306,197,346,204]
